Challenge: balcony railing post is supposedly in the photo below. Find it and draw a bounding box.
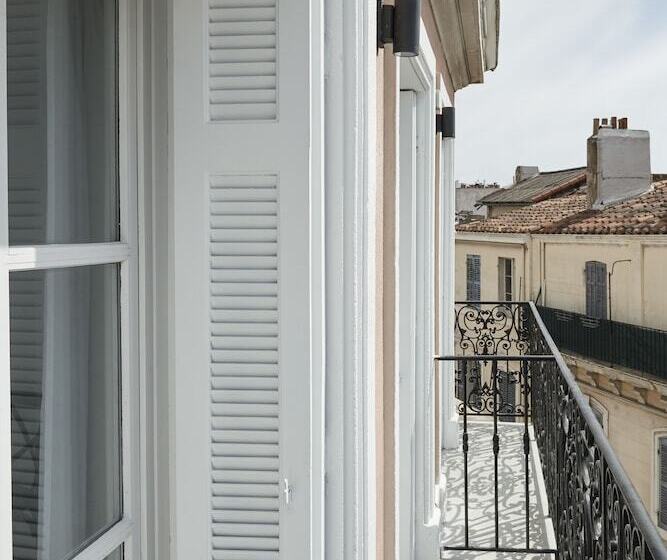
[492,359,500,550]
[462,359,469,549]
[522,358,530,551]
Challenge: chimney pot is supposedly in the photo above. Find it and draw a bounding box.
[593,118,600,135]
[601,118,609,126]
[611,116,618,129]
[619,117,628,129]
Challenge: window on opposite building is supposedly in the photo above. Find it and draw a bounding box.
[585,261,608,319]
[498,257,514,302]
[588,397,607,434]
[657,436,667,530]
[466,254,481,301]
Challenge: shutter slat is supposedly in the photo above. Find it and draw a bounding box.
[211,270,277,284]
[212,430,278,444]
[211,362,278,376]
[211,323,278,337]
[212,416,279,431]
[212,550,278,560]
[210,242,277,257]
[210,175,280,558]
[212,469,279,485]
[213,523,279,537]
[212,389,278,404]
[211,336,277,350]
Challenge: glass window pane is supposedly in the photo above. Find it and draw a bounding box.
[7,0,119,245]
[10,264,122,560]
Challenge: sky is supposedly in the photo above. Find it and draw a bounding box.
[454,0,667,186]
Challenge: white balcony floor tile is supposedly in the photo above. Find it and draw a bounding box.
[441,421,558,560]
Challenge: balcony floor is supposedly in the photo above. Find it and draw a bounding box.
[440,421,557,559]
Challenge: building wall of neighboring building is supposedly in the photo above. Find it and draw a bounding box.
[455,235,528,301]
[487,203,526,217]
[531,235,667,330]
[456,186,499,219]
[456,234,667,330]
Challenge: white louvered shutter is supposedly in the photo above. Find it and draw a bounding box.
[585,261,607,319]
[466,254,481,301]
[7,1,47,558]
[171,0,311,558]
[659,438,667,530]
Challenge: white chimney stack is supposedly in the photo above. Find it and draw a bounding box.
[514,165,539,184]
[587,117,651,210]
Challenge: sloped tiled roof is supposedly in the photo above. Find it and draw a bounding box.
[478,167,586,205]
[457,181,667,235]
[458,191,589,233]
[550,181,667,234]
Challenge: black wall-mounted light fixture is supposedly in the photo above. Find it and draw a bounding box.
[435,107,455,138]
[378,0,421,57]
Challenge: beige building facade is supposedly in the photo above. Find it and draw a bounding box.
[456,233,667,330]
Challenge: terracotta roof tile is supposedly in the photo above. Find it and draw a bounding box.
[554,181,667,235]
[457,181,667,235]
[457,192,589,234]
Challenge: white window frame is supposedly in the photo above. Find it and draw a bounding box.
[438,77,458,451]
[0,1,141,558]
[498,257,514,302]
[396,20,439,559]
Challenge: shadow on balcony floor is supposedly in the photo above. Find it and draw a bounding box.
[441,421,557,559]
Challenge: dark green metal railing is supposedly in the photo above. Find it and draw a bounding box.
[537,305,667,380]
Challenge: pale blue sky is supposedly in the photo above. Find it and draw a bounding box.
[455,1,667,185]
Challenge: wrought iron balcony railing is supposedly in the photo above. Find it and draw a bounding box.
[436,301,667,560]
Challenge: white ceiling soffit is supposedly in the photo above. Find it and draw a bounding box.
[431,0,500,91]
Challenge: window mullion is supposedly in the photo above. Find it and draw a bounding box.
[8,243,131,271]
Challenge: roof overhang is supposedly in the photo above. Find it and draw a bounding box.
[431,0,499,91]
[456,231,531,245]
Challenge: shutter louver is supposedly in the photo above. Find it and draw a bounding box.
[208,0,278,121]
[7,1,47,558]
[209,175,280,559]
[660,438,667,530]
